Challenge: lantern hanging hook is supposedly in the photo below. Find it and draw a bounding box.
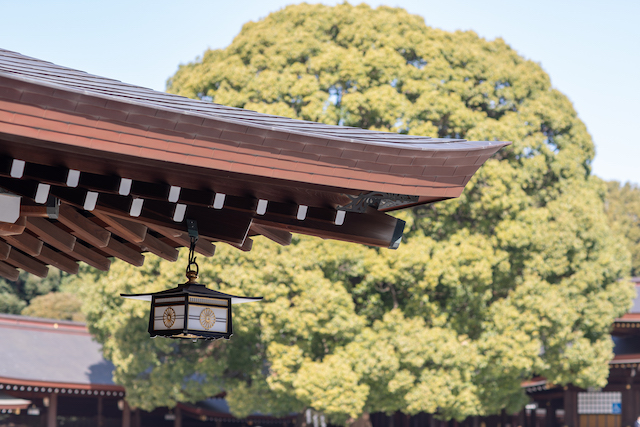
[186,219,199,281]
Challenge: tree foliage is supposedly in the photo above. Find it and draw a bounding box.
[605,181,640,276]
[74,3,633,424]
[0,270,68,315]
[21,291,85,321]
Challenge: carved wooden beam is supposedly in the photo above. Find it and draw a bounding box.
[0,216,26,236]
[0,260,20,281]
[67,242,111,271]
[138,233,179,262]
[5,247,49,278]
[226,237,253,252]
[147,224,216,257]
[0,240,10,261]
[58,203,111,248]
[37,246,79,275]
[101,238,145,267]
[92,211,147,243]
[250,223,292,246]
[25,217,76,252]
[4,232,43,257]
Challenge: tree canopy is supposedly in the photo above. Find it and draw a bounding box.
[73,3,633,425]
[605,181,640,277]
[0,270,68,315]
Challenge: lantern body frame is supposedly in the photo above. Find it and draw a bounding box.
[149,291,233,340]
[122,282,261,340]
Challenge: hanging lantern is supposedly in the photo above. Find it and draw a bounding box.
[121,220,261,340]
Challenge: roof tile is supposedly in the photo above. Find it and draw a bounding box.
[279,150,320,162]
[263,138,306,152]
[432,150,470,158]
[176,114,205,126]
[363,144,402,156]
[356,161,391,173]
[317,156,357,168]
[219,130,264,146]
[1,99,47,118]
[423,166,457,176]
[302,144,343,157]
[327,139,362,150]
[377,154,413,165]
[454,165,481,176]
[0,86,22,101]
[76,104,128,122]
[436,176,467,185]
[411,157,446,166]
[341,149,379,162]
[390,165,425,175]
[127,114,176,130]
[0,109,15,123]
[444,156,479,166]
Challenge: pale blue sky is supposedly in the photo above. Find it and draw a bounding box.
[1,1,638,184]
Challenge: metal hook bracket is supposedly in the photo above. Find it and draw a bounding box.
[186,219,199,280]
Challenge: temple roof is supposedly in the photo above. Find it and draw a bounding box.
[0,314,121,391]
[0,48,509,279]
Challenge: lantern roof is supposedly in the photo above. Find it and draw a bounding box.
[121,282,263,305]
[0,48,510,280]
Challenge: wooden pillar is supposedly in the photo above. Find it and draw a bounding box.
[622,384,634,427]
[47,393,57,427]
[502,409,508,427]
[121,400,131,427]
[174,406,182,427]
[545,401,555,427]
[529,406,537,427]
[563,388,578,427]
[97,396,104,427]
[134,409,141,427]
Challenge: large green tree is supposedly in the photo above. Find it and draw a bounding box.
[76,3,633,425]
[605,181,640,276]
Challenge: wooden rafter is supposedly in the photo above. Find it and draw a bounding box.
[226,238,253,252]
[92,211,147,243]
[57,204,111,248]
[25,217,77,252]
[5,248,49,278]
[147,224,216,257]
[0,216,25,236]
[4,232,43,257]
[36,246,79,275]
[100,238,145,267]
[249,223,292,246]
[0,239,10,260]
[0,260,20,281]
[138,234,179,262]
[67,242,111,272]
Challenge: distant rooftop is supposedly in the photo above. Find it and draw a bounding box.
[0,314,117,388]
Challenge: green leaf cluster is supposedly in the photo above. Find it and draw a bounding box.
[605,181,640,276]
[0,270,70,315]
[69,2,634,425]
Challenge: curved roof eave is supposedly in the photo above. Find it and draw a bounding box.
[0,48,510,157]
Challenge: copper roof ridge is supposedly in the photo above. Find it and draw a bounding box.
[0,50,511,153]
